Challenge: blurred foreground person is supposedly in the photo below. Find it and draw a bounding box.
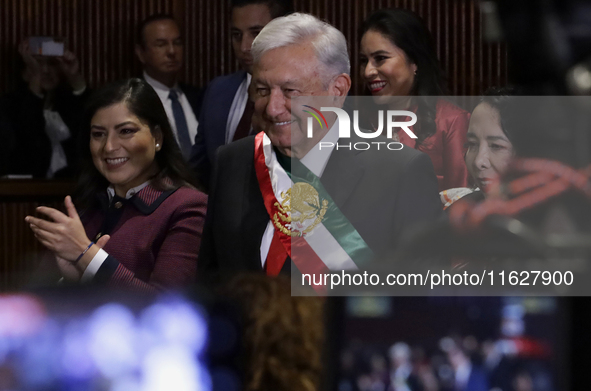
[440,337,489,391]
[26,78,207,292]
[221,274,324,391]
[388,342,423,391]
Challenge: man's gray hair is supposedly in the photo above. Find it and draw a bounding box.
[251,12,350,77]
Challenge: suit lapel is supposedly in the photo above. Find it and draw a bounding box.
[212,70,248,150]
[178,82,203,117]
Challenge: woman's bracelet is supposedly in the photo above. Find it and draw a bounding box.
[71,242,94,265]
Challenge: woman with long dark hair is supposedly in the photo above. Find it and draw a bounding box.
[25,78,207,291]
[359,8,470,191]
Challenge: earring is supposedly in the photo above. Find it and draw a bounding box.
[155,143,160,150]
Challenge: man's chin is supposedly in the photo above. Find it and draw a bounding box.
[160,64,182,73]
[241,62,253,74]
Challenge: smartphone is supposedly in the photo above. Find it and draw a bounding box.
[28,36,65,56]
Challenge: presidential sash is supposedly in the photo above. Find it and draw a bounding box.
[253,132,373,281]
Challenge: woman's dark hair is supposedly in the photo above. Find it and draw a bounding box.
[75,78,199,209]
[360,8,447,144]
[480,86,518,144]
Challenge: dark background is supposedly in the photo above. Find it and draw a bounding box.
[0,0,507,96]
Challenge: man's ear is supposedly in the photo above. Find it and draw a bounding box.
[330,73,352,97]
[135,44,146,65]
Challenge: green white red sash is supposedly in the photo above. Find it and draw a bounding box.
[254,132,373,283]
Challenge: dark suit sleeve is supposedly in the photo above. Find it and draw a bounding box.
[190,115,212,192]
[179,82,204,119]
[2,86,51,177]
[196,146,223,284]
[55,87,92,178]
[193,87,204,119]
[392,151,443,248]
[189,85,213,193]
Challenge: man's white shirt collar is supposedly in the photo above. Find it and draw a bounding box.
[143,71,182,98]
[225,73,253,143]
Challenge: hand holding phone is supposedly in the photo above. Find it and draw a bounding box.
[18,40,42,94]
[28,36,65,56]
[56,50,85,91]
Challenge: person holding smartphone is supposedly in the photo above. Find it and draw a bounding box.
[0,38,91,178]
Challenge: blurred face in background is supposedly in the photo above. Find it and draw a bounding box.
[24,56,61,91]
[136,19,183,81]
[90,103,162,197]
[231,4,273,74]
[465,102,514,193]
[360,29,417,105]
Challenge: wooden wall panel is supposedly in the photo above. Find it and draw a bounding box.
[0,0,507,95]
[290,0,507,96]
[179,0,233,88]
[0,0,174,93]
[0,201,55,291]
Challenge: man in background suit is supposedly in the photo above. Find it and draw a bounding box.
[136,14,203,160]
[189,0,293,192]
[198,13,442,284]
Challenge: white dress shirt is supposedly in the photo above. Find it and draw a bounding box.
[143,72,198,147]
[43,110,69,178]
[259,120,340,266]
[225,73,252,143]
[38,86,86,178]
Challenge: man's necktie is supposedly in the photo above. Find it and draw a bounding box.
[168,90,192,159]
[232,99,255,141]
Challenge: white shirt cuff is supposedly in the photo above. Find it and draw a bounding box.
[81,248,108,283]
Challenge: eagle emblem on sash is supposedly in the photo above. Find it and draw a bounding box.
[273,182,328,237]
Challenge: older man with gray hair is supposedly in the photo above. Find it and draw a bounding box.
[198,13,441,284]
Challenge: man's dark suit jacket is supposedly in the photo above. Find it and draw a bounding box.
[178,82,204,121]
[1,85,91,178]
[189,70,248,192]
[198,134,443,284]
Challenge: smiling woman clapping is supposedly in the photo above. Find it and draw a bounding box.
[25,78,207,292]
